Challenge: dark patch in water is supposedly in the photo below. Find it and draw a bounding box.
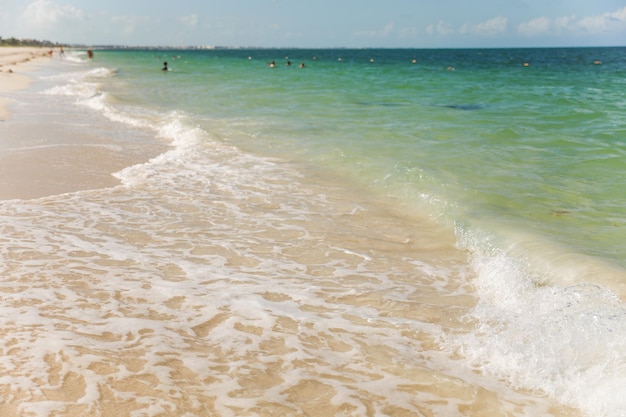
[441,104,486,111]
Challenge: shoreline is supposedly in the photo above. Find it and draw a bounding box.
[0,46,620,417]
[0,47,170,201]
[0,46,53,120]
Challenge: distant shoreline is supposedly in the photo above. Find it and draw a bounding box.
[70,44,626,51]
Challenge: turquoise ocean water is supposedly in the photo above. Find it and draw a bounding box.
[0,47,624,416]
[103,47,626,268]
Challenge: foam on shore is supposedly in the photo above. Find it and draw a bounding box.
[0,48,169,200]
[0,47,52,120]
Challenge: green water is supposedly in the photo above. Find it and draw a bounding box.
[93,47,626,270]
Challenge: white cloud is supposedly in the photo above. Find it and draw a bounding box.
[354,22,395,38]
[473,16,508,36]
[428,16,507,37]
[554,15,576,31]
[111,15,151,35]
[427,20,454,36]
[380,22,395,37]
[177,14,199,30]
[518,6,626,37]
[578,6,626,34]
[22,0,84,27]
[518,16,551,36]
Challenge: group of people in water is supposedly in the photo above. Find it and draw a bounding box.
[161,57,305,72]
[267,60,305,68]
[48,47,94,60]
[160,54,550,72]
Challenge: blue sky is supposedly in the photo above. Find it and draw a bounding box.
[1,0,625,48]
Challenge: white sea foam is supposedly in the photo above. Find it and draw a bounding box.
[0,94,551,414]
[450,228,626,417]
[0,182,566,416]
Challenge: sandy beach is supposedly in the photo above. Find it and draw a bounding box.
[0,47,52,120]
[0,47,169,200]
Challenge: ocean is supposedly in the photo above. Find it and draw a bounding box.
[0,47,624,417]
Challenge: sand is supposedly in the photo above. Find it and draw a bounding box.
[0,46,52,120]
[0,47,169,201]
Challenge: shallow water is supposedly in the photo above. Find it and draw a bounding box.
[0,47,623,417]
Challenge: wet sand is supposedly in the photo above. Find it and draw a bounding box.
[0,47,169,200]
[0,47,51,120]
